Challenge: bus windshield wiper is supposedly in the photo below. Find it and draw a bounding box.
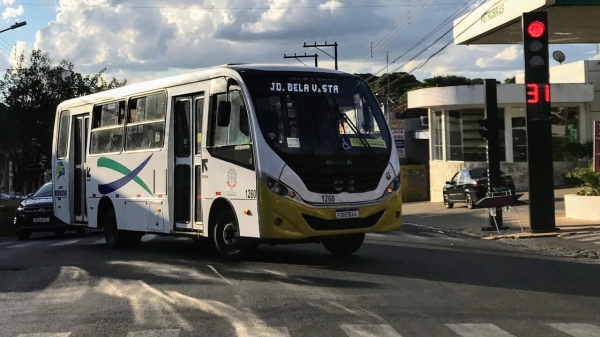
[314,78,376,158]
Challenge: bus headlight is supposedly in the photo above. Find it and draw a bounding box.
[266,176,288,196]
[263,174,301,201]
[385,176,401,195]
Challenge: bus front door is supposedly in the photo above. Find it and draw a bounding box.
[174,94,204,233]
[73,114,89,223]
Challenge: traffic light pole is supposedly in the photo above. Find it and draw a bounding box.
[522,12,556,232]
[482,79,506,231]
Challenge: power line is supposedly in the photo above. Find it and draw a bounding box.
[364,0,477,82]
[355,0,435,61]
[373,0,504,95]
[16,2,472,10]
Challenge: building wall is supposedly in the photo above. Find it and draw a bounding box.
[429,160,580,203]
[398,118,429,165]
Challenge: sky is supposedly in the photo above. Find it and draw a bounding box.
[0,0,597,88]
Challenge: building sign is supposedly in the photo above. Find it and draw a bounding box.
[594,121,600,172]
[389,120,406,158]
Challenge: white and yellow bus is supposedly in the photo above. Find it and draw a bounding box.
[51,64,402,259]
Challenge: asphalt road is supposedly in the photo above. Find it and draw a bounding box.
[0,226,599,337]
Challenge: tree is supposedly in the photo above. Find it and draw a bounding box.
[0,49,126,193]
[504,76,516,84]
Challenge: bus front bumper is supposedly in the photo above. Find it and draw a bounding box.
[259,181,402,240]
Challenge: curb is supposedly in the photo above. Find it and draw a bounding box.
[402,222,600,240]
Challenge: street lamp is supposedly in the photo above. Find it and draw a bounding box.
[0,21,26,34]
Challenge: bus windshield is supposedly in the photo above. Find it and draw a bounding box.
[243,73,391,157]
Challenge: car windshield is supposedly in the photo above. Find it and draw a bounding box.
[242,73,391,156]
[32,183,53,198]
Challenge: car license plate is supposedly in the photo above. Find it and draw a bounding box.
[33,218,49,223]
[335,209,359,219]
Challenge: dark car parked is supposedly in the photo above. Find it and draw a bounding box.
[13,182,89,240]
[443,167,516,209]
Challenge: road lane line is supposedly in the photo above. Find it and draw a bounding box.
[207,264,233,286]
[49,239,81,247]
[92,239,105,245]
[17,333,71,337]
[341,324,403,337]
[127,329,181,337]
[6,241,41,249]
[141,235,156,242]
[248,327,291,337]
[446,324,515,337]
[563,233,600,240]
[577,235,600,242]
[548,323,600,336]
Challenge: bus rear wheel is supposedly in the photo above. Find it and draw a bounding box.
[322,233,365,256]
[212,212,255,260]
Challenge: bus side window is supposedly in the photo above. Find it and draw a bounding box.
[208,83,254,169]
[125,92,166,151]
[90,101,125,155]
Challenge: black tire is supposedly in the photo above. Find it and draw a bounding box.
[103,208,141,248]
[54,228,67,237]
[323,233,365,256]
[466,193,476,209]
[75,227,90,237]
[212,211,253,260]
[443,194,454,209]
[16,229,31,240]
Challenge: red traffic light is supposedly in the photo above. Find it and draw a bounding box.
[527,21,545,38]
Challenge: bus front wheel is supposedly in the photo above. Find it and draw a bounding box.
[322,233,365,256]
[212,212,255,260]
[104,208,142,249]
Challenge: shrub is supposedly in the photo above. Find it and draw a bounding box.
[566,165,600,196]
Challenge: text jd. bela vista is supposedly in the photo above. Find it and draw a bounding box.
[270,82,339,94]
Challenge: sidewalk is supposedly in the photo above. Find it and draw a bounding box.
[402,187,600,239]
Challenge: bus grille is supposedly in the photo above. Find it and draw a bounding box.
[300,172,382,194]
[302,210,384,231]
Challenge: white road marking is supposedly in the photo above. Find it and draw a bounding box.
[446,323,515,337]
[49,240,81,247]
[0,241,15,246]
[341,324,403,337]
[248,327,291,337]
[548,323,600,337]
[6,242,41,249]
[127,329,181,337]
[577,235,600,242]
[366,233,386,238]
[92,239,105,245]
[564,233,600,240]
[17,333,71,337]
[207,264,233,286]
[141,235,156,242]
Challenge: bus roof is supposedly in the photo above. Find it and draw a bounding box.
[57,63,350,110]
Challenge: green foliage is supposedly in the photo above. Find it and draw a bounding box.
[0,49,126,192]
[566,166,600,196]
[564,141,593,161]
[504,76,516,84]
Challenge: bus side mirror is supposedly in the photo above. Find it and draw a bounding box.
[217,101,231,127]
[239,106,249,136]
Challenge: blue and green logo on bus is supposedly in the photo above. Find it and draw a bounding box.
[97,155,154,196]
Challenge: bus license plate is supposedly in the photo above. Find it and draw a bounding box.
[33,218,49,223]
[335,209,359,219]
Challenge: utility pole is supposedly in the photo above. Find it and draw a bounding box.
[386,52,390,122]
[303,41,338,70]
[283,53,319,67]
